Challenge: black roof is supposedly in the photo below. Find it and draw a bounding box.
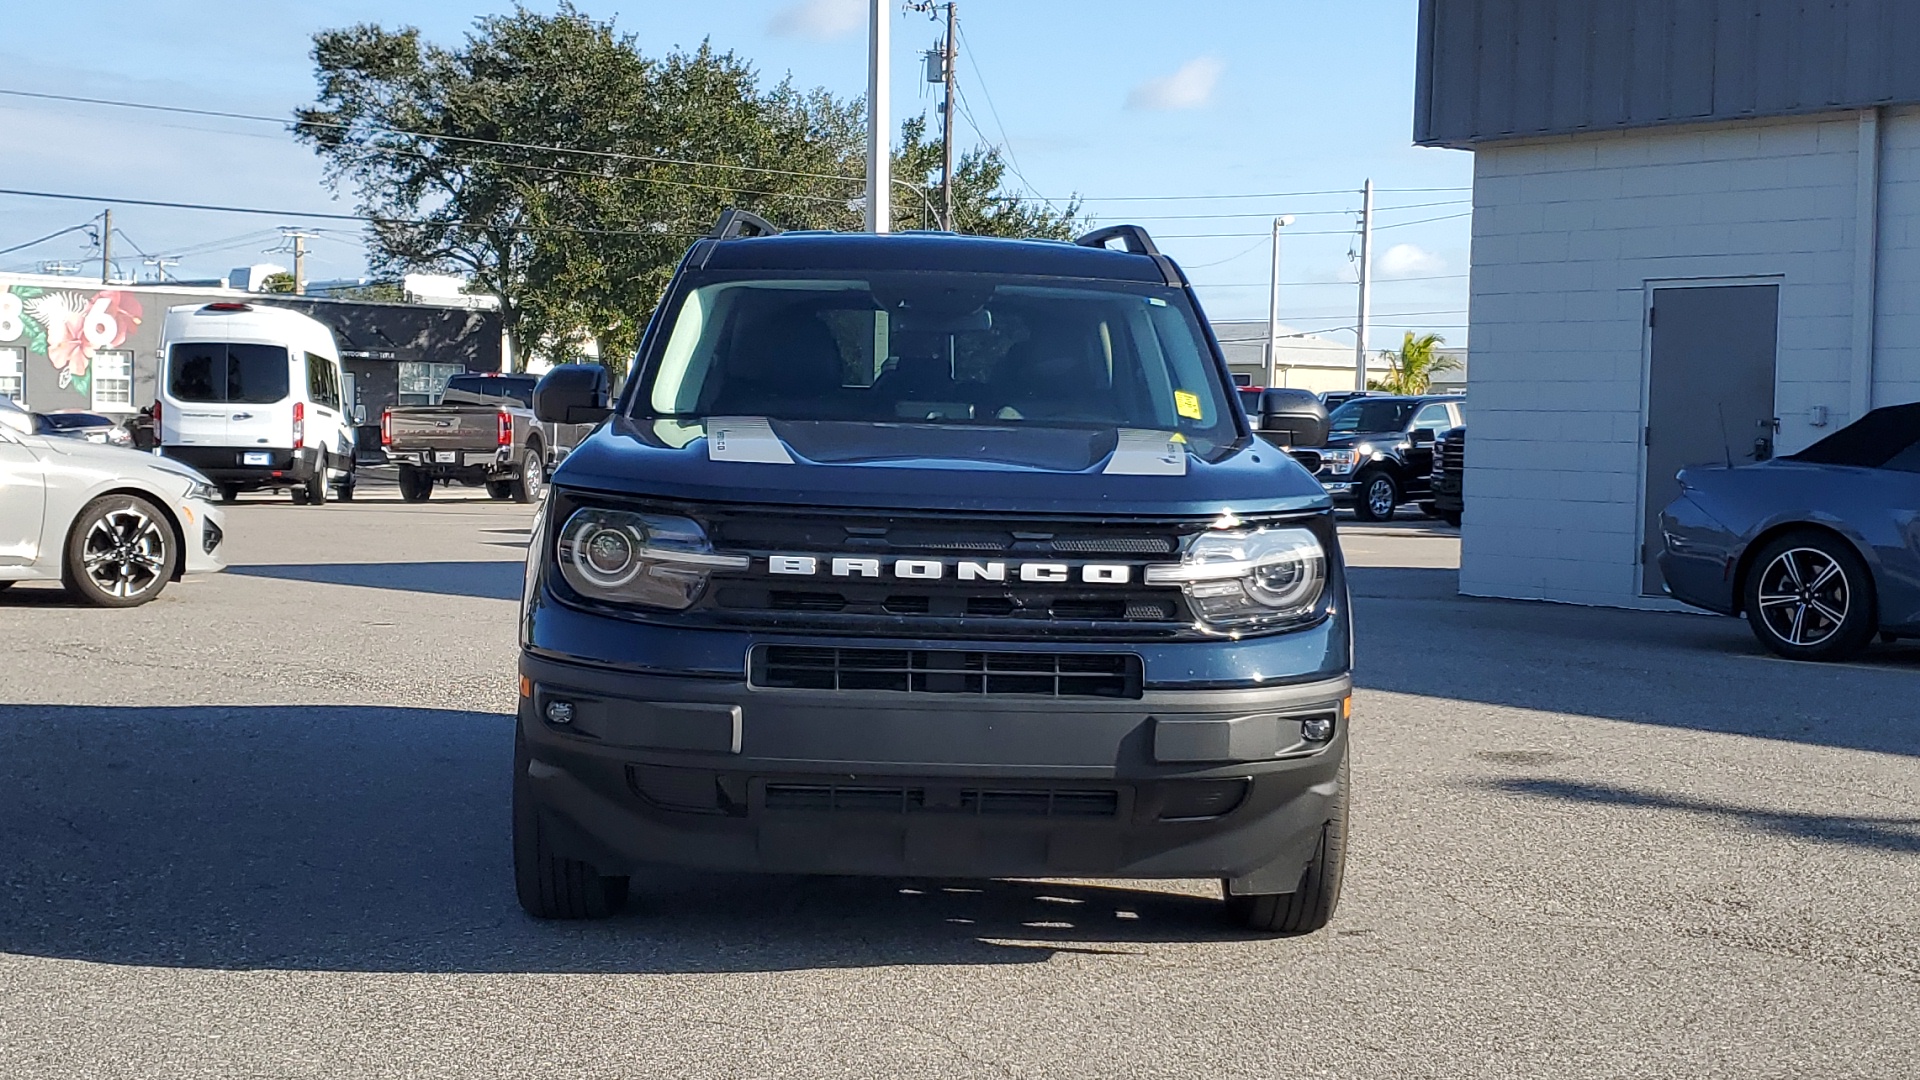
[694,231,1173,283]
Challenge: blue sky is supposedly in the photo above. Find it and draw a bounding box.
[0,0,1472,347]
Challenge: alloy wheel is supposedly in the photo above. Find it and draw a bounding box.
[1755,547,1850,647]
[82,507,169,599]
[1367,477,1395,518]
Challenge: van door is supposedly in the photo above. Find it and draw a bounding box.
[162,342,230,447]
[304,352,349,462]
[223,343,295,450]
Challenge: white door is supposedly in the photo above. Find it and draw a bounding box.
[223,343,295,449]
[0,434,46,566]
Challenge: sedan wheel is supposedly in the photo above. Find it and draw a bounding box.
[63,495,178,607]
[1744,533,1876,661]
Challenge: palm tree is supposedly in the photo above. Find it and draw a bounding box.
[1367,331,1460,395]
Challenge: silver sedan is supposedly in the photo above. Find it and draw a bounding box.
[0,396,227,606]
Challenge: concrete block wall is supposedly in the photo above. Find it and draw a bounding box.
[1463,110,1920,607]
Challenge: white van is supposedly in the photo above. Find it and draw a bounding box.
[157,302,356,504]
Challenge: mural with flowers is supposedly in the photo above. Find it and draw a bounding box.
[0,285,143,395]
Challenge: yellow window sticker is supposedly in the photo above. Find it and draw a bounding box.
[1174,390,1203,420]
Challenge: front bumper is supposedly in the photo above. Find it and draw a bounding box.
[518,650,1349,890]
[1319,476,1356,505]
[178,498,227,576]
[162,445,320,487]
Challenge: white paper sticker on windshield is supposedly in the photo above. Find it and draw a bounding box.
[706,417,794,464]
[1103,429,1187,476]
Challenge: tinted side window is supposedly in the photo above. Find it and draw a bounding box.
[227,344,290,404]
[306,354,341,410]
[169,343,224,402]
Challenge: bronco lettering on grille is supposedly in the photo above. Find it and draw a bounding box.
[765,555,1135,585]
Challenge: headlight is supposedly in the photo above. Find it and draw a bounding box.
[1320,449,1356,473]
[1145,527,1328,630]
[555,508,747,611]
[152,460,219,502]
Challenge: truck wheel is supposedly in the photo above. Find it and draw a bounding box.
[398,467,433,503]
[1441,510,1462,527]
[1743,530,1877,662]
[1224,753,1347,935]
[1352,472,1398,522]
[302,458,328,506]
[335,473,356,502]
[510,449,545,504]
[218,485,239,504]
[486,480,513,500]
[513,732,629,919]
[61,494,179,608]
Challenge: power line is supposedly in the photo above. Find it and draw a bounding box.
[0,220,96,258]
[0,187,705,240]
[951,23,1060,213]
[1375,210,1473,231]
[0,87,869,187]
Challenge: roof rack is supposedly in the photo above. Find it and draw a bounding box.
[1073,224,1183,286]
[1073,224,1161,257]
[707,209,781,240]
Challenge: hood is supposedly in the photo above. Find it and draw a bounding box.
[34,436,204,491]
[1319,430,1402,450]
[555,417,1330,517]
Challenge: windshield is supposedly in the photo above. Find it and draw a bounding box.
[168,343,290,404]
[1328,399,1417,434]
[632,273,1239,451]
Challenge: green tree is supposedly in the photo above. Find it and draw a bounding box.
[261,272,297,294]
[1367,332,1458,395]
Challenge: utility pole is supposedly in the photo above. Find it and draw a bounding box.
[865,0,891,234]
[277,228,318,294]
[940,3,957,231]
[1354,179,1374,392]
[142,256,180,283]
[100,208,112,284]
[1266,215,1294,388]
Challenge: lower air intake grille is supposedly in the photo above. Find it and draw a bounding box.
[763,783,1121,818]
[752,646,1142,699]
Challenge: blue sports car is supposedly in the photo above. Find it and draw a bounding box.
[1658,402,1920,661]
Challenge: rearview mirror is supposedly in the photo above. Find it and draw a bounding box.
[534,364,612,425]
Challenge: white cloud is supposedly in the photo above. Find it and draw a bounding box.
[1126,56,1225,112]
[768,0,865,42]
[1375,243,1445,279]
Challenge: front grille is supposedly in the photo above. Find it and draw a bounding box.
[763,782,1121,818]
[1435,432,1466,479]
[752,645,1143,699]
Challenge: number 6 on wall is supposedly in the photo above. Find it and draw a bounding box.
[83,295,119,348]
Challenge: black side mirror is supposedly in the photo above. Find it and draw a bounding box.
[1409,428,1435,446]
[534,364,612,425]
[1257,388,1331,447]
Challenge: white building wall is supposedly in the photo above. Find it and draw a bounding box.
[1464,110,1920,607]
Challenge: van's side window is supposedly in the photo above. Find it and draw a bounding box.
[306,353,342,411]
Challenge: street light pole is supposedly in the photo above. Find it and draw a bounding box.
[1266,215,1294,388]
[866,0,892,234]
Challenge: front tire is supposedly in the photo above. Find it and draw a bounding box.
[513,732,629,919]
[1743,531,1876,661]
[398,466,434,503]
[510,448,545,504]
[1351,471,1399,522]
[1225,754,1347,935]
[62,494,178,608]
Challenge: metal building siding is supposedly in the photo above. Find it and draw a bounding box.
[1416,0,1920,147]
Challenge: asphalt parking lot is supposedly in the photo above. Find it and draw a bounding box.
[3,487,1917,1079]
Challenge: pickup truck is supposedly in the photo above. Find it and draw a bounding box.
[381,371,602,503]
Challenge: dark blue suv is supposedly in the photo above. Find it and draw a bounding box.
[515,215,1352,933]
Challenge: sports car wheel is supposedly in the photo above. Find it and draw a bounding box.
[1744,532,1876,662]
[63,494,178,607]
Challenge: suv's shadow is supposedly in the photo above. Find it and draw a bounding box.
[0,705,1256,975]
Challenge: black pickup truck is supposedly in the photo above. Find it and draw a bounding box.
[1313,394,1464,521]
[382,371,602,502]
[512,213,1354,934]
[1429,425,1465,526]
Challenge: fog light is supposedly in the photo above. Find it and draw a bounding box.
[544,701,575,725]
[1301,716,1335,742]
